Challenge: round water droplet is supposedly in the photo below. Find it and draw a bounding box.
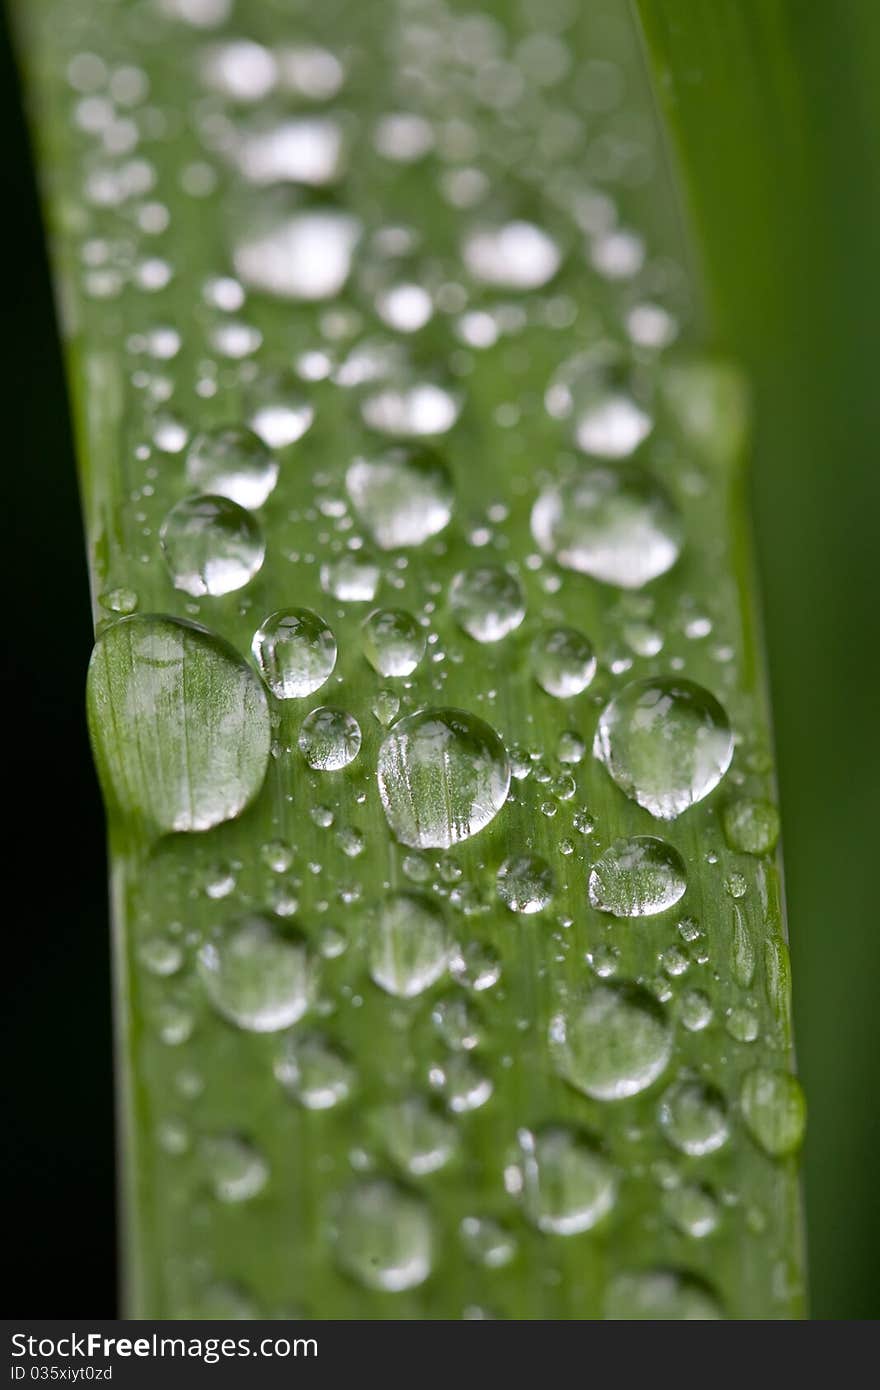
[547,349,653,459]
[551,983,672,1100]
[449,566,526,643]
[200,1134,268,1202]
[362,608,425,677]
[346,446,453,549]
[298,706,361,770]
[663,1183,720,1239]
[274,1032,354,1109]
[722,797,780,856]
[198,915,316,1032]
[460,1217,516,1269]
[252,608,337,699]
[377,708,511,848]
[594,678,734,819]
[462,221,560,290]
[659,1079,729,1156]
[433,1054,493,1113]
[160,495,265,596]
[378,1096,457,1176]
[531,626,596,697]
[588,836,687,918]
[247,372,314,448]
[496,853,554,914]
[87,615,270,834]
[531,465,682,588]
[99,586,138,614]
[679,989,713,1032]
[517,1126,617,1235]
[335,1180,432,1291]
[361,380,460,438]
[320,551,381,602]
[369,892,448,998]
[605,1269,722,1320]
[234,210,360,301]
[185,426,278,509]
[740,1067,806,1156]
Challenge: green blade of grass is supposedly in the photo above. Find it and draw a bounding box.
[17,0,804,1318]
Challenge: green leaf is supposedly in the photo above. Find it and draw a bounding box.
[16,0,805,1318]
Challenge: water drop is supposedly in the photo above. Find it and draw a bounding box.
[531,626,596,697]
[335,1181,432,1291]
[588,836,687,917]
[234,211,360,301]
[658,1079,729,1156]
[462,221,560,290]
[274,1032,354,1109]
[449,566,526,643]
[679,989,713,1032]
[368,892,448,998]
[378,1096,457,1176]
[433,1054,493,1113]
[298,706,361,770]
[87,615,270,834]
[200,1135,268,1202]
[516,1126,617,1235]
[160,495,265,596]
[594,678,734,819]
[372,689,401,726]
[320,551,380,602]
[361,381,460,438]
[247,376,314,449]
[377,708,510,848]
[185,426,278,510]
[722,797,780,856]
[198,915,316,1032]
[449,941,502,992]
[99,587,138,614]
[606,1269,722,1320]
[531,465,682,588]
[740,1068,806,1156]
[460,1217,516,1269]
[346,447,453,549]
[139,937,183,976]
[551,983,672,1100]
[252,608,337,699]
[496,853,554,914]
[663,1183,720,1239]
[361,608,425,677]
[546,349,653,459]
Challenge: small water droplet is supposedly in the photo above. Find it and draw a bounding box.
[679,988,713,1032]
[606,1269,722,1320]
[722,797,780,856]
[372,688,401,726]
[740,1067,806,1156]
[138,937,183,976]
[663,1182,720,1239]
[362,608,425,677]
[460,1217,516,1268]
[378,1096,457,1176]
[588,836,687,917]
[449,940,501,992]
[320,551,381,602]
[377,708,510,848]
[369,892,448,998]
[99,586,138,614]
[594,678,733,819]
[462,221,560,290]
[160,495,265,596]
[234,210,360,301]
[531,626,596,697]
[449,565,526,643]
[726,1004,759,1043]
[185,426,278,510]
[335,1180,432,1291]
[198,915,316,1032]
[551,983,672,1100]
[346,447,454,549]
[200,1134,268,1202]
[496,853,554,914]
[274,1032,354,1108]
[298,706,361,770]
[531,465,681,588]
[516,1126,617,1235]
[252,608,337,699]
[659,1079,729,1156]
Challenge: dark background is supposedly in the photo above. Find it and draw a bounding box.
[3,6,878,1318]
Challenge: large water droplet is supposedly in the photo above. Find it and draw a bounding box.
[234,210,360,301]
[739,1067,806,1156]
[658,1079,729,1156]
[298,706,361,770]
[531,626,596,697]
[588,836,687,917]
[377,708,511,848]
[87,615,270,834]
[335,1180,432,1291]
[594,678,734,819]
[346,446,453,549]
[462,221,560,290]
[252,608,337,699]
[496,853,554,914]
[551,983,672,1100]
[516,1126,617,1235]
[449,565,526,643]
[531,465,682,588]
[361,608,425,677]
[369,892,448,998]
[605,1270,722,1320]
[185,426,278,509]
[160,495,265,596]
[198,915,316,1032]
